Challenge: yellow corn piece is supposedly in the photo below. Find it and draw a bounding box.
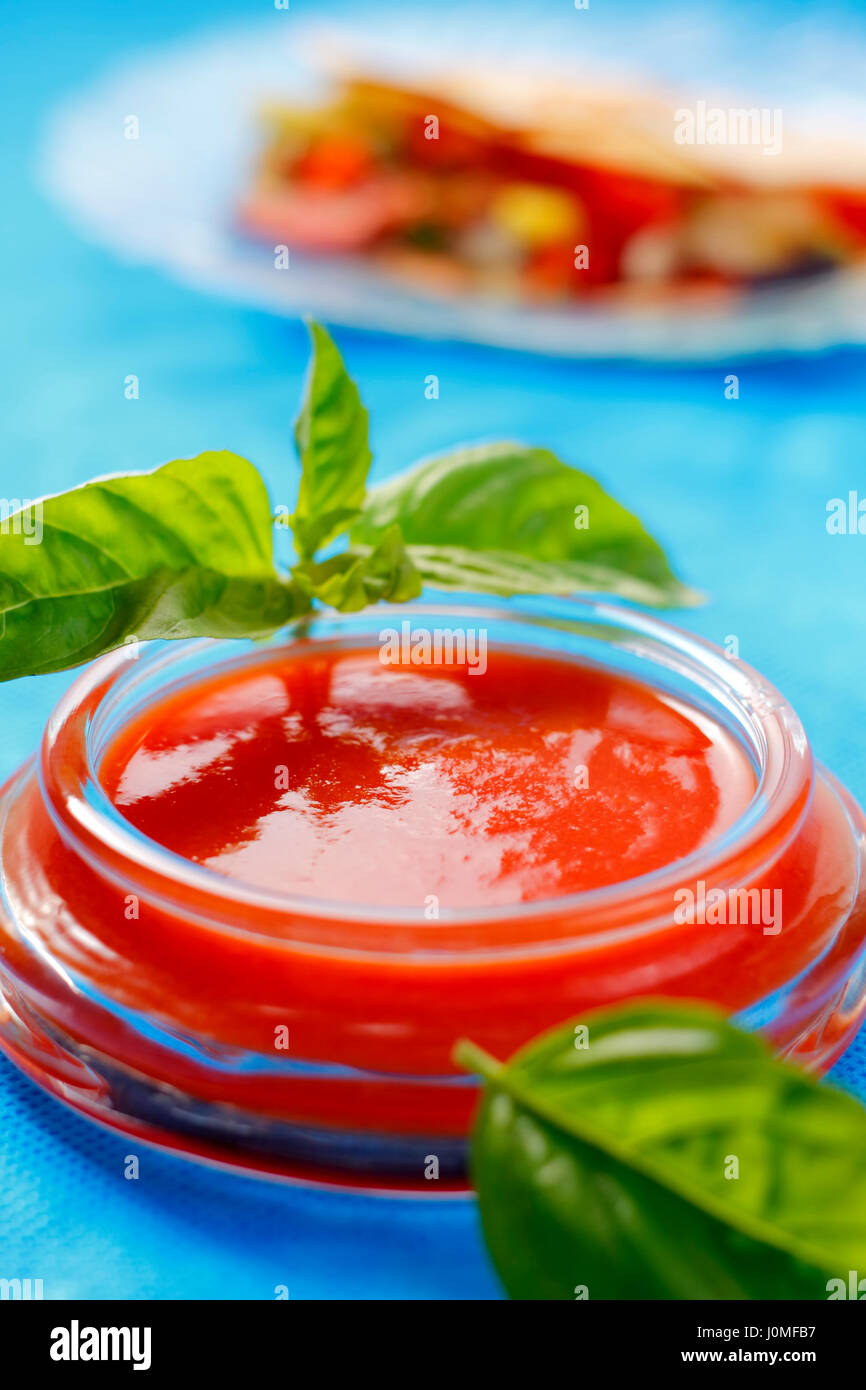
[489,183,584,246]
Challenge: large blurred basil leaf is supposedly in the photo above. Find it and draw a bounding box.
[457,1002,866,1300]
[0,452,302,680]
[354,443,698,607]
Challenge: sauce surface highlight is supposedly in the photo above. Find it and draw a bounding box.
[102,648,755,908]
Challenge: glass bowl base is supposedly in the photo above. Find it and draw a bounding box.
[2,958,864,1196]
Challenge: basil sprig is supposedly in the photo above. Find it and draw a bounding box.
[0,321,696,681]
[456,1002,866,1300]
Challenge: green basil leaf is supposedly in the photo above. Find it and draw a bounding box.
[457,1002,866,1300]
[354,442,698,607]
[0,452,303,680]
[293,525,422,613]
[406,544,692,607]
[291,321,372,559]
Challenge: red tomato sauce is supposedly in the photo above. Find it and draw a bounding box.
[101,648,756,909]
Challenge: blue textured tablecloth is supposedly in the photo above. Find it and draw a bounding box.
[2,0,866,1299]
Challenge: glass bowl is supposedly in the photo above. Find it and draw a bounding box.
[0,597,864,1193]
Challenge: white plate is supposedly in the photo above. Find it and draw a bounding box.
[39,5,866,361]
